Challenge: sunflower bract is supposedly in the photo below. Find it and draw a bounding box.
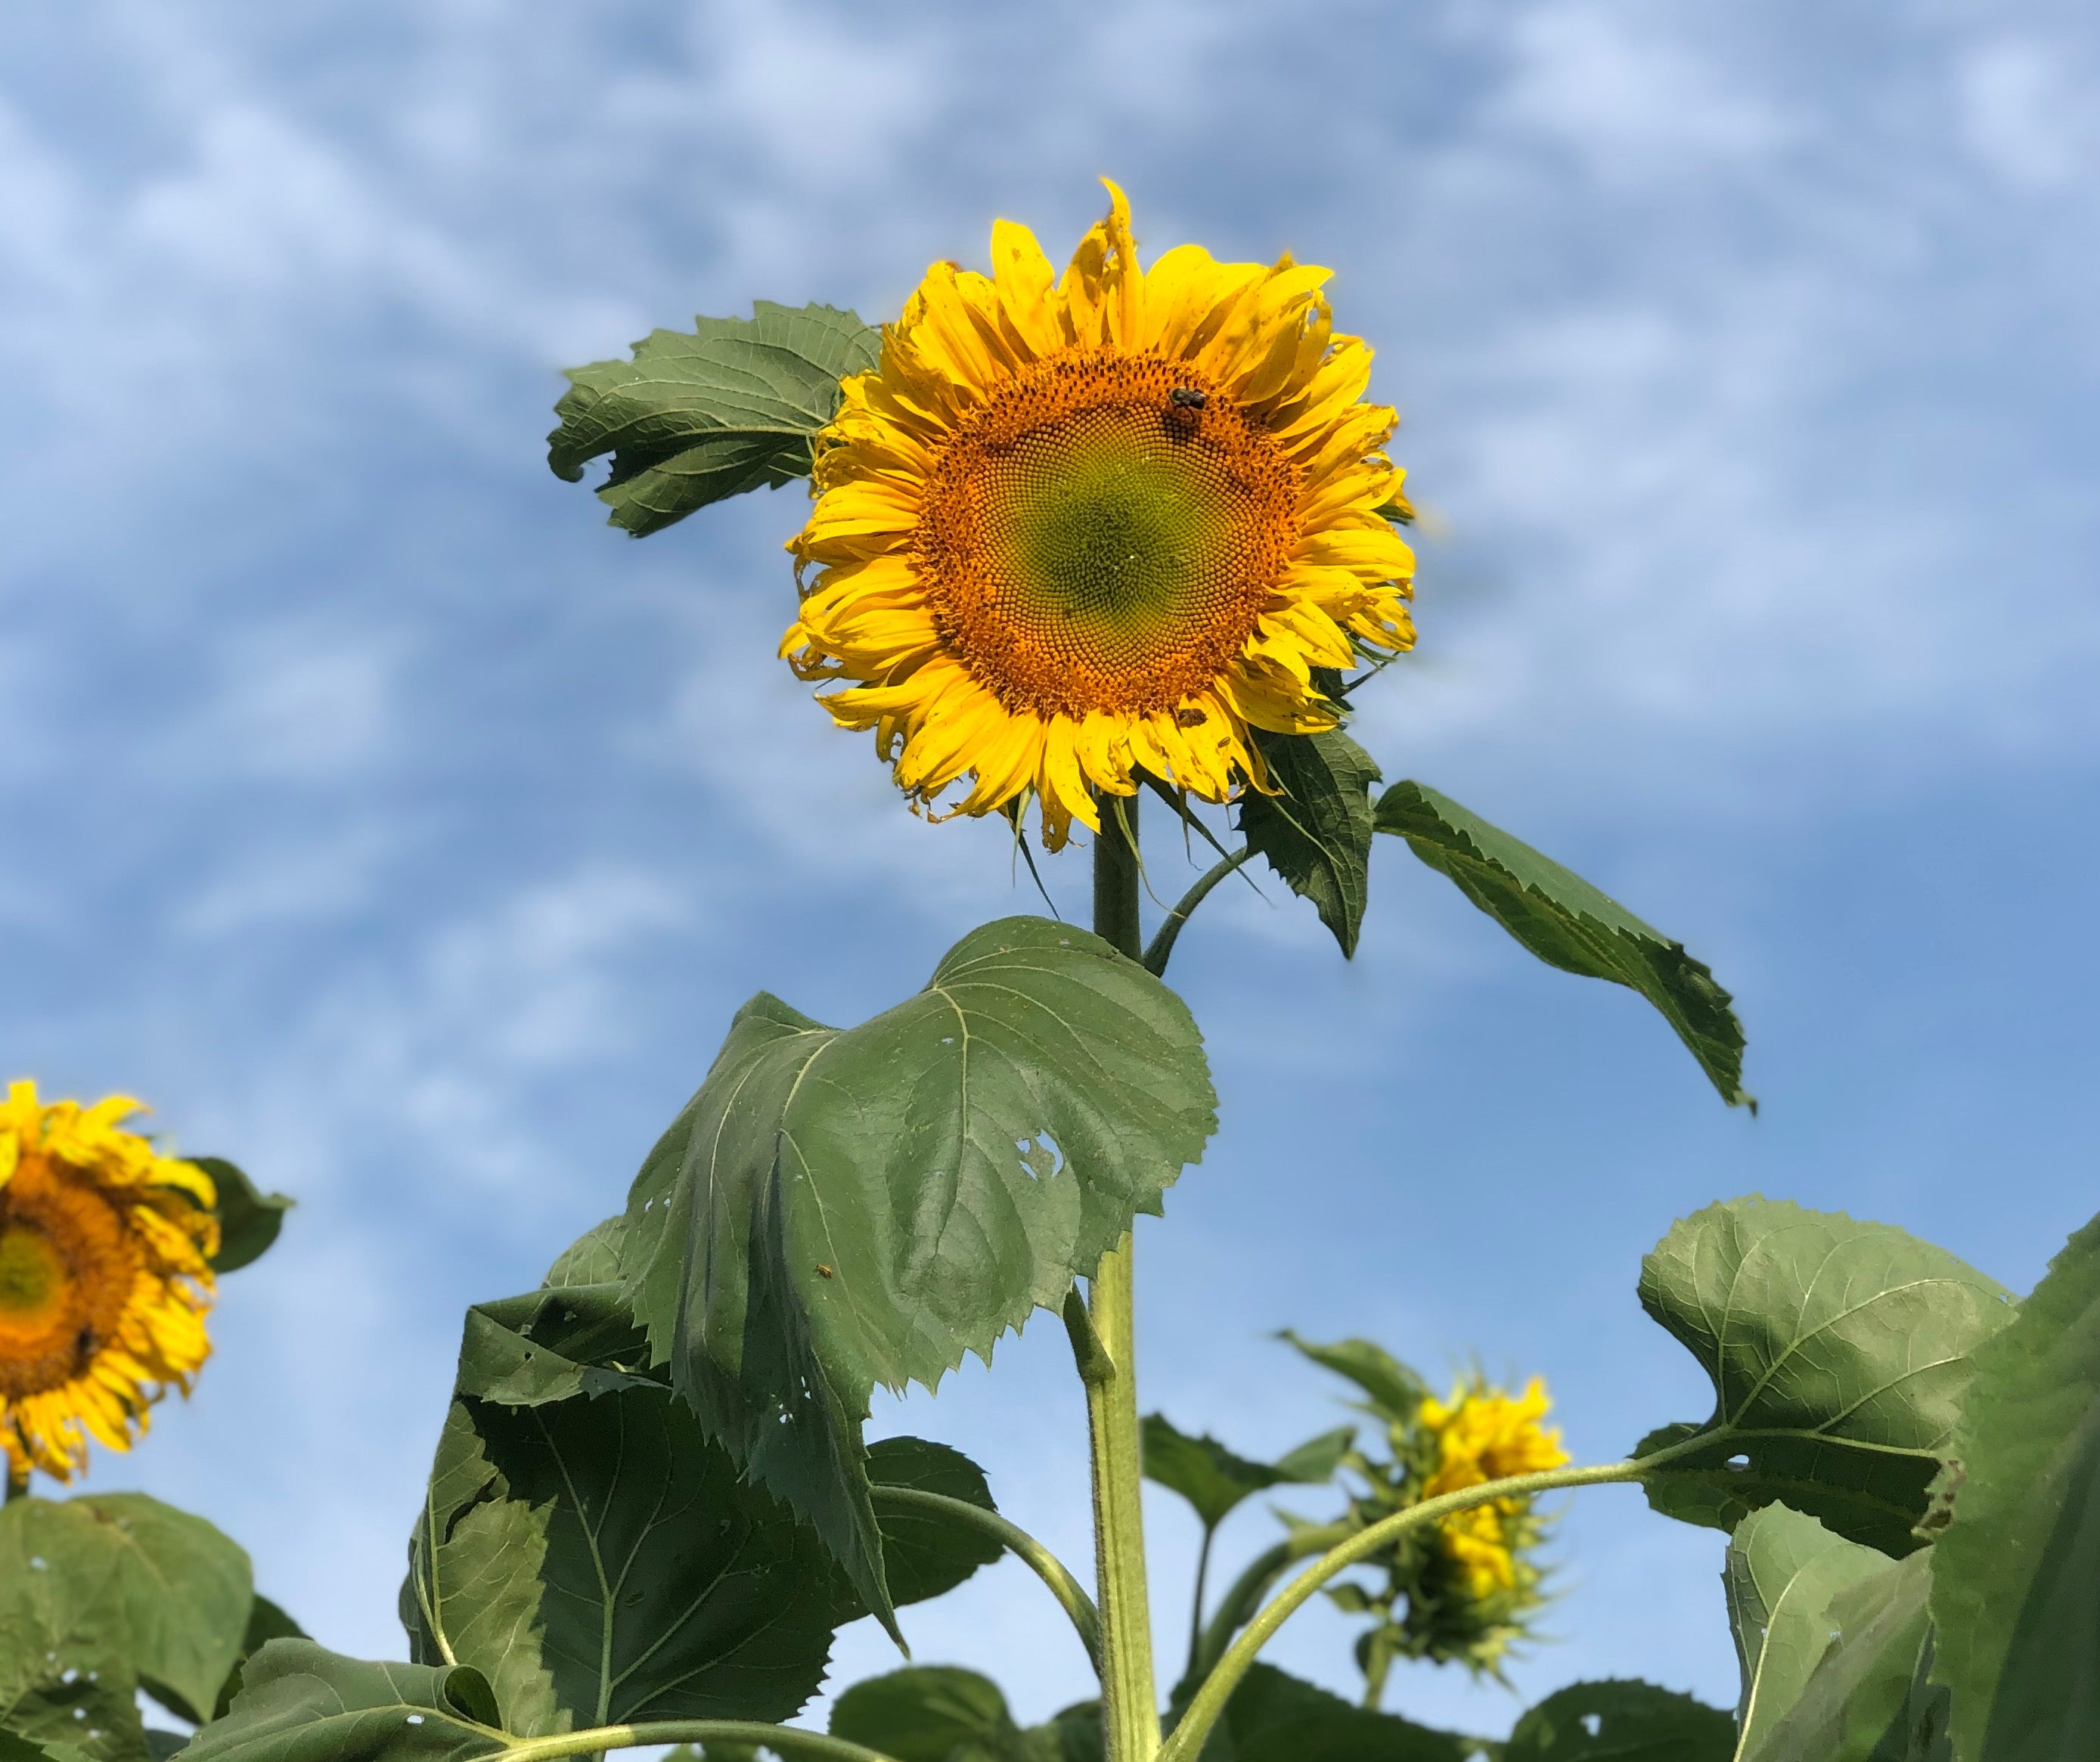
[0,1080,219,1482]
[783,181,1416,848]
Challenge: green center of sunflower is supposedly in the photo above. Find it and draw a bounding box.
[917,352,1298,718]
[0,1226,60,1315]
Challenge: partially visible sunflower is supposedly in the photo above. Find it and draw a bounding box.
[0,1081,219,1484]
[784,181,1416,848]
[1419,1376,1569,1598]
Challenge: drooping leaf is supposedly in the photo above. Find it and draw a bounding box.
[621,916,1215,1628]
[830,1667,1026,1762]
[1279,1332,1428,1423]
[190,1159,292,1276]
[183,1643,504,1762]
[214,1599,309,1723]
[142,1737,184,1762]
[1931,1208,2100,1762]
[549,302,881,536]
[1503,1679,1734,1762]
[1724,1504,1894,1757]
[1202,1664,1483,1761]
[858,1438,1003,1612]
[1744,1548,1932,1762]
[1236,730,1381,957]
[402,1386,839,1737]
[1636,1197,2015,1555]
[1373,781,1749,1104]
[453,1283,662,1408]
[1140,1415,1351,1531]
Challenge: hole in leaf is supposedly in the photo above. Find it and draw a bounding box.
[406,1715,425,1726]
[1016,1134,1065,1180]
[1580,1714,1601,1737]
[1726,1454,1749,1469]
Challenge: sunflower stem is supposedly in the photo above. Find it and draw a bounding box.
[1086,792,1162,1762]
[5,1468,27,1503]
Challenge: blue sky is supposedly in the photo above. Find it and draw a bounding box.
[5,0,2098,1740]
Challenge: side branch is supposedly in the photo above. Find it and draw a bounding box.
[498,1720,902,1762]
[870,1484,1105,1674]
[1158,1452,1697,1762]
[1143,846,1258,976]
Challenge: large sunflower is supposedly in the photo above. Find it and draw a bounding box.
[784,182,1416,848]
[0,1081,219,1484]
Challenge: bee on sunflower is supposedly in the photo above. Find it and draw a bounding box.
[0,1080,220,1488]
[782,181,1416,849]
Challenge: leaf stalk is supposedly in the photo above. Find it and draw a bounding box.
[495,1722,902,1762]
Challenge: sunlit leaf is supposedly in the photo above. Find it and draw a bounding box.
[1503,1679,1733,1761]
[1373,781,1749,1104]
[621,916,1214,1628]
[1236,730,1381,957]
[549,302,880,535]
[1742,1546,1931,1762]
[1200,1664,1483,1761]
[1637,1197,2015,1554]
[212,1599,308,1723]
[830,1667,1025,1762]
[1724,1504,1893,1757]
[857,1438,1003,1613]
[1279,1332,1428,1422]
[1931,1208,2100,1762]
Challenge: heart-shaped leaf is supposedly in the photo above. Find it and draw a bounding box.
[190,1159,292,1276]
[1373,781,1749,1105]
[1637,1197,2015,1554]
[621,916,1214,1627]
[549,303,880,535]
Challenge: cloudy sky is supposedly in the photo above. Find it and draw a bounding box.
[5,0,2098,1742]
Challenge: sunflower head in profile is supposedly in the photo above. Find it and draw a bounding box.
[0,1080,219,1486]
[784,181,1416,848]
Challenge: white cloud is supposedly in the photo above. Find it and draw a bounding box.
[1959,37,2100,191]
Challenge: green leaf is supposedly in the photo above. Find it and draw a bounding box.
[620,916,1215,1629]
[184,1643,503,1762]
[543,1216,628,1288]
[1279,1332,1428,1423]
[1636,1197,2016,1555]
[402,1386,838,1736]
[1140,1415,1350,1530]
[0,1494,254,1755]
[830,1667,1028,1762]
[858,1438,1003,1612]
[1204,1664,1483,1761]
[549,302,881,536]
[1,1736,98,1762]
[1236,730,1381,957]
[1930,1208,2100,1761]
[1372,781,1750,1104]
[1724,1504,1893,1757]
[1503,1680,1734,1762]
[454,1283,662,1407]
[191,1159,292,1275]
[1744,1548,1932,1762]
[215,1599,309,1723]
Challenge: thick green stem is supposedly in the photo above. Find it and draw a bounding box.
[1087,793,1161,1762]
[870,1486,1103,1674]
[496,1723,900,1762]
[1157,1458,1667,1762]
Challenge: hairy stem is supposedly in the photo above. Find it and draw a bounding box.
[496,1723,901,1762]
[870,1485,1103,1674]
[1160,1449,1720,1762]
[1088,793,1161,1762]
[1143,847,1258,976]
